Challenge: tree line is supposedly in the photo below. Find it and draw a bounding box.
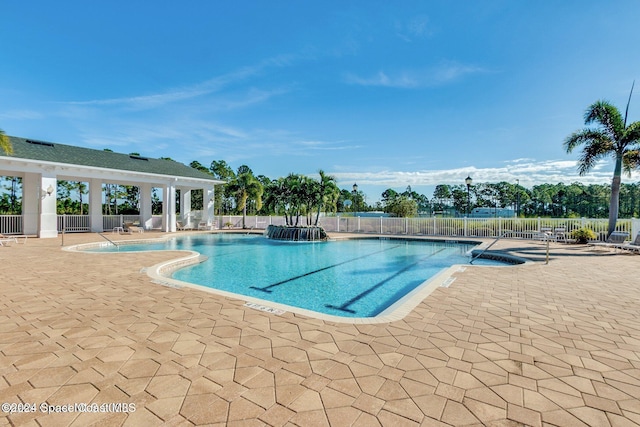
[184,162,640,220]
[1,171,640,220]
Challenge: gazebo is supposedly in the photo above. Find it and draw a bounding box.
[0,136,224,238]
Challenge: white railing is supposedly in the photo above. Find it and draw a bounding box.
[103,215,122,230]
[232,215,635,241]
[1,214,636,240]
[0,215,23,234]
[103,215,144,230]
[57,215,90,232]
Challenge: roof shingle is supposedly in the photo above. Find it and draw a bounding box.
[5,136,218,182]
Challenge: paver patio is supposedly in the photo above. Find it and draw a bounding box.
[1,232,639,426]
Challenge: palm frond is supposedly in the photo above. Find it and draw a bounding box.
[0,129,13,155]
[624,80,635,127]
[576,137,615,175]
[622,121,640,145]
[563,128,612,153]
[622,149,639,175]
[584,100,625,139]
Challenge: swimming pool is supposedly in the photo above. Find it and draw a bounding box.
[85,234,511,320]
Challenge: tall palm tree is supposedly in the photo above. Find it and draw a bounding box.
[314,170,339,226]
[227,166,263,228]
[300,176,321,226]
[564,86,640,237]
[0,128,13,155]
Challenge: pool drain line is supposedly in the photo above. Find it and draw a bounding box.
[249,244,403,293]
[326,247,447,314]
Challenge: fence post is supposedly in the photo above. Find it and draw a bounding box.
[337,216,340,233]
[499,217,502,237]
[464,217,468,237]
[537,217,541,231]
[380,216,382,234]
[358,216,361,233]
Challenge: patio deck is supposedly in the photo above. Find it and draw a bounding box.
[1,232,639,426]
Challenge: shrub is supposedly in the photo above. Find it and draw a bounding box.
[571,227,597,244]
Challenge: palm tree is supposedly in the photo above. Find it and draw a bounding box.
[300,176,321,226]
[314,170,339,226]
[0,128,13,155]
[564,86,640,237]
[227,166,263,228]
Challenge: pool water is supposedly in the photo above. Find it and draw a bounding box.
[91,234,504,318]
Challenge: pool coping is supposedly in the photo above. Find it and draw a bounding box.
[65,232,529,324]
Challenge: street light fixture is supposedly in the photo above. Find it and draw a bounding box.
[352,183,358,213]
[465,176,472,216]
[516,179,520,218]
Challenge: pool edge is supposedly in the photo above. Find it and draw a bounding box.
[66,233,524,324]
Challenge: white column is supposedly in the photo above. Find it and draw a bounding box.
[180,188,192,225]
[39,174,58,238]
[139,183,153,230]
[89,179,103,232]
[162,181,177,232]
[204,185,215,227]
[22,173,39,235]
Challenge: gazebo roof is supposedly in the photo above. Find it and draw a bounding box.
[4,136,219,182]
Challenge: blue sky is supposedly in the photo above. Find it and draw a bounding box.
[1,1,639,203]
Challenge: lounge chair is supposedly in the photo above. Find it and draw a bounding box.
[534,227,553,241]
[553,227,567,243]
[176,221,193,231]
[123,222,144,233]
[198,221,212,230]
[587,231,629,250]
[615,232,640,254]
[0,233,27,244]
[0,236,18,246]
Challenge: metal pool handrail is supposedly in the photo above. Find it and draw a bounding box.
[470,230,551,265]
[97,233,120,249]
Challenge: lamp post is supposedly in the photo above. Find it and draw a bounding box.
[352,183,358,213]
[516,179,520,218]
[465,176,472,216]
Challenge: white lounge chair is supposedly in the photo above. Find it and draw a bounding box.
[553,227,567,243]
[198,221,213,230]
[0,233,27,244]
[177,221,194,230]
[124,222,144,233]
[615,232,640,254]
[588,231,629,250]
[534,227,553,241]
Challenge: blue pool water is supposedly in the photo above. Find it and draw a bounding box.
[89,234,506,318]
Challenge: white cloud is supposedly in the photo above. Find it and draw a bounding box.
[433,62,487,84]
[343,71,419,88]
[0,109,44,120]
[63,55,296,110]
[298,140,362,151]
[396,15,432,42]
[344,61,487,88]
[330,159,638,189]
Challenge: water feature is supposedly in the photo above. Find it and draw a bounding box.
[265,225,327,241]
